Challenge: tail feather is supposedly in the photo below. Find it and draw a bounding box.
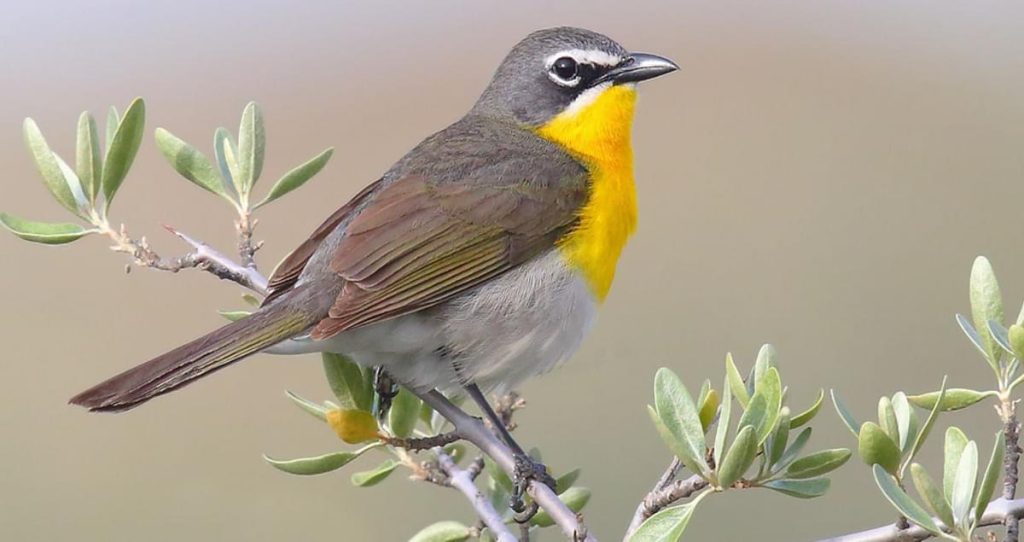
[70,295,318,412]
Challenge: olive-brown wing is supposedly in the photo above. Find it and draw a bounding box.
[309,173,583,339]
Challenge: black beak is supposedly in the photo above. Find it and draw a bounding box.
[594,52,679,86]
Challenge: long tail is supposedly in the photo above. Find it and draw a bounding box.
[70,288,322,412]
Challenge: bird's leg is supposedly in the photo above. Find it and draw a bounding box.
[372,366,399,421]
[463,383,556,521]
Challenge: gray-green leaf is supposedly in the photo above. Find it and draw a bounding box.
[831,390,861,437]
[908,377,947,468]
[951,441,978,527]
[351,459,398,487]
[388,389,420,438]
[531,487,591,527]
[944,427,969,503]
[75,111,102,203]
[785,449,851,479]
[791,389,824,429]
[214,127,240,199]
[1010,325,1024,361]
[322,353,372,411]
[908,388,993,412]
[255,147,333,208]
[752,367,782,445]
[237,101,265,195]
[858,422,901,475]
[713,374,733,467]
[872,464,943,536]
[22,118,82,216]
[878,396,899,447]
[0,212,95,244]
[725,353,750,408]
[970,256,1004,372]
[762,477,830,499]
[891,392,915,453]
[910,462,955,531]
[555,468,581,494]
[154,128,232,201]
[409,521,471,542]
[105,106,119,149]
[717,425,756,488]
[628,493,707,542]
[101,98,145,207]
[652,368,709,476]
[263,443,379,475]
[956,314,989,360]
[776,427,813,472]
[285,390,328,421]
[975,432,1005,527]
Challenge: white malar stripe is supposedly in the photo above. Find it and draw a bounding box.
[544,48,622,68]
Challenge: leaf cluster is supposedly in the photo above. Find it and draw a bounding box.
[636,345,849,540]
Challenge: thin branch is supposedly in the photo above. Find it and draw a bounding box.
[819,498,1024,542]
[235,213,261,271]
[411,388,595,542]
[624,459,707,539]
[625,458,680,537]
[382,431,461,451]
[1000,396,1021,542]
[101,222,268,294]
[433,447,517,542]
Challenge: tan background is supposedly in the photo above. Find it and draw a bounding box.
[2,1,1024,540]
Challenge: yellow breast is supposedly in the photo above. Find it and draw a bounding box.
[536,84,638,302]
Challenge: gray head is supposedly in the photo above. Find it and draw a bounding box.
[471,27,678,126]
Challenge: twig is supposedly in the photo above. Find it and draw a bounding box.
[382,431,461,451]
[1000,396,1021,542]
[819,498,1024,542]
[235,213,261,271]
[100,222,268,294]
[411,389,595,541]
[624,458,707,539]
[432,447,517,542]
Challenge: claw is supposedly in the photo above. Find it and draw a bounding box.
[510,454,557,522]
[372,366,399,421]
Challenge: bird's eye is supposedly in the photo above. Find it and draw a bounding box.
[550,57,578,83]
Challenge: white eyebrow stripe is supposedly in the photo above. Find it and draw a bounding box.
[545,48,623,68]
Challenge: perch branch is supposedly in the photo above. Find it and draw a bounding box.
[434,447,517,542]
[411,388,595,542]
[819,498,1024,542]
[100,222,268,294]
[624,458,708,539]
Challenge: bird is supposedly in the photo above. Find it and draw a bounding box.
[70,26,677,504]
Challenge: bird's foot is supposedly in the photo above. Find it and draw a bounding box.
[372,366,399,421]
[510,454,557,523]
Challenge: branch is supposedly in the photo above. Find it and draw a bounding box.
[819,498,1024,542]
[235,212,261,271]
[101,222,268,294]
[624,458,708,539]
[382,431,461,451]
[1000,397,1021,542]
[411,389,594,541]
[433,447,517,542]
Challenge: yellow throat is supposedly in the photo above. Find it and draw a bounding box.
[536,84,638,302]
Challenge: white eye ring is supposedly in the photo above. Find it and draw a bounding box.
[547,56,581,87]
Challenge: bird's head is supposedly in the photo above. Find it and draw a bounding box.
[472,27,678,132]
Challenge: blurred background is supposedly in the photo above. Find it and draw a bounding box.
[2,1,1024,540]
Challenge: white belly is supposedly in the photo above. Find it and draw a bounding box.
[268,250,597,393]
